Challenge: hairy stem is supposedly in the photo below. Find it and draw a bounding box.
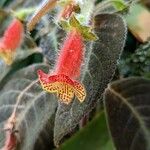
[27,0,57,31]
[13,79,38,115]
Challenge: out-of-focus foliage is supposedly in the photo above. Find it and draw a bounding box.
[119,41,150,77]
[126,3,150,42]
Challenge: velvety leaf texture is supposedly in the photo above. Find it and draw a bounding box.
[0,63,57,150]
[0,50,42,84]
[104,77,150,150]
[0,60,8,81]
[40,28,65,65]
[54,13,127,146]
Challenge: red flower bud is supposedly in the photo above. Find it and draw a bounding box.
[1,19,23,50]
[0,19,24,64]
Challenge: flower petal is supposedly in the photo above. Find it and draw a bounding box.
[57,82,74,104]
[38,70,58,92]
[73,81,86,102]
[40,82,58,93]
[37,70,86,104]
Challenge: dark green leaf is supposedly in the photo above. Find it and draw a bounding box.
[54,13,127,146]
[0,0,8,7]
[104,77,150,150]
[59,112,114,150]
[39,27,65,65]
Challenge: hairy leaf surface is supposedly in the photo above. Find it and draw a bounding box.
[0,63,57,150]
[54,13,127,145]
[104,77,150,150]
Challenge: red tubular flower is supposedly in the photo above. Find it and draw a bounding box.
[0,18,24,65]
[37,28,86,104]
[55,28,83,78]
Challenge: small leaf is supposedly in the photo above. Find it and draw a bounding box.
[110,0,127,11]
[59,20,71,31]
[59,111,114,150]
[54,13,127,146]
[104,77,150,150]
[81,26,98,41]
[69,15,98,41]
[69,15,81,28]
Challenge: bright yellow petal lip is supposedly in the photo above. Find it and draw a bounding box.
[38,70,86,104]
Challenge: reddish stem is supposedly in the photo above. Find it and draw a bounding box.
[1,113,17,150]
